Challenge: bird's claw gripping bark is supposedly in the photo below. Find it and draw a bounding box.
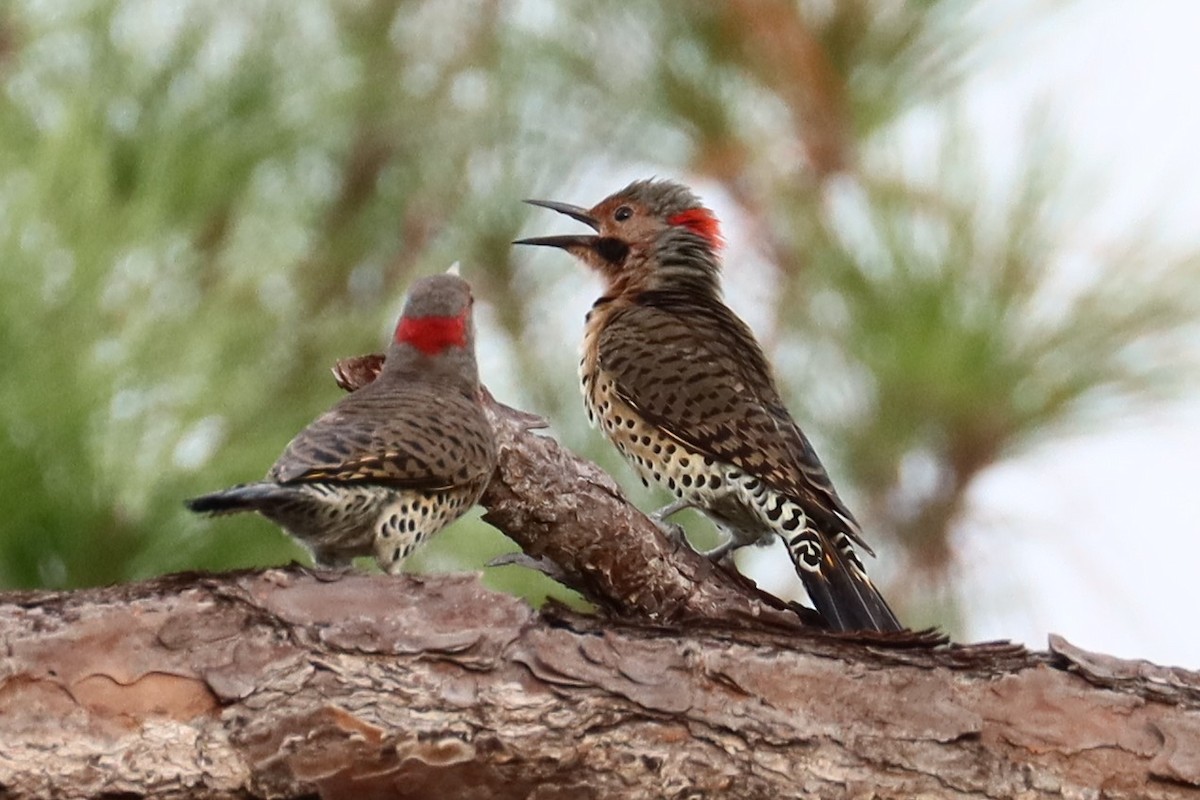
[649,499,695,547]
[694,537,736,561]
[650,515,690,546]
[309,564,360,581]
[487,551,570,583]
[649,502,738,562]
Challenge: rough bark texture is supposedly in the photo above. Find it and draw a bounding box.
[2,570,1199,799]
[3,372,1199,798]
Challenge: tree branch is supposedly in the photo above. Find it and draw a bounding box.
[4,367,1196,798]
[1,570,1198,799]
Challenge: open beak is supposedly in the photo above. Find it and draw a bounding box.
[512,233,600,251]
[522,199,600,231]
[513,198,602,251]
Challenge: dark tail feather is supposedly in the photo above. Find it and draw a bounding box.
[790,530,903,633]
[185,483,289,516]
[801,568,851,631]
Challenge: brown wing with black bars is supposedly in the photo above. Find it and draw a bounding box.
[268,379,494,491]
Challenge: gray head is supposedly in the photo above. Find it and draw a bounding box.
[515,178,724,296]
[384,273,480,390]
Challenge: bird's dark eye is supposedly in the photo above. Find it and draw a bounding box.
[614,205,633,222]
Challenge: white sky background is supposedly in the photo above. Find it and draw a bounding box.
[951,0,1200,666]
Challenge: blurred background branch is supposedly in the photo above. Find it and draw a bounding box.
[1,0,1197,648]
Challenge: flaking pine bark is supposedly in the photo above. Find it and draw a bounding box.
[1,395,1198,798]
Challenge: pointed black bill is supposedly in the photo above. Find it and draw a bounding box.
[523,199,600,231]
[514,234,630,265]
[512,234,600,250]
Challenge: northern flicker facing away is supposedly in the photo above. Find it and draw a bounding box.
[515,180,902,633]
[186,274,496,574]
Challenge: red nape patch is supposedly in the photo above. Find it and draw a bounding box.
[668,208,724,250]
[394,314,467,355]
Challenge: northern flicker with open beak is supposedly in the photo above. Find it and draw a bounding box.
[186,273,496,574]
[515,179,901,632]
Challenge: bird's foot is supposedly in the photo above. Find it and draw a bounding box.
[694,538,735,560]
[487,551,570,583]
[650,515,690,546]
[308,563,360,582]
[649,498,695,545]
